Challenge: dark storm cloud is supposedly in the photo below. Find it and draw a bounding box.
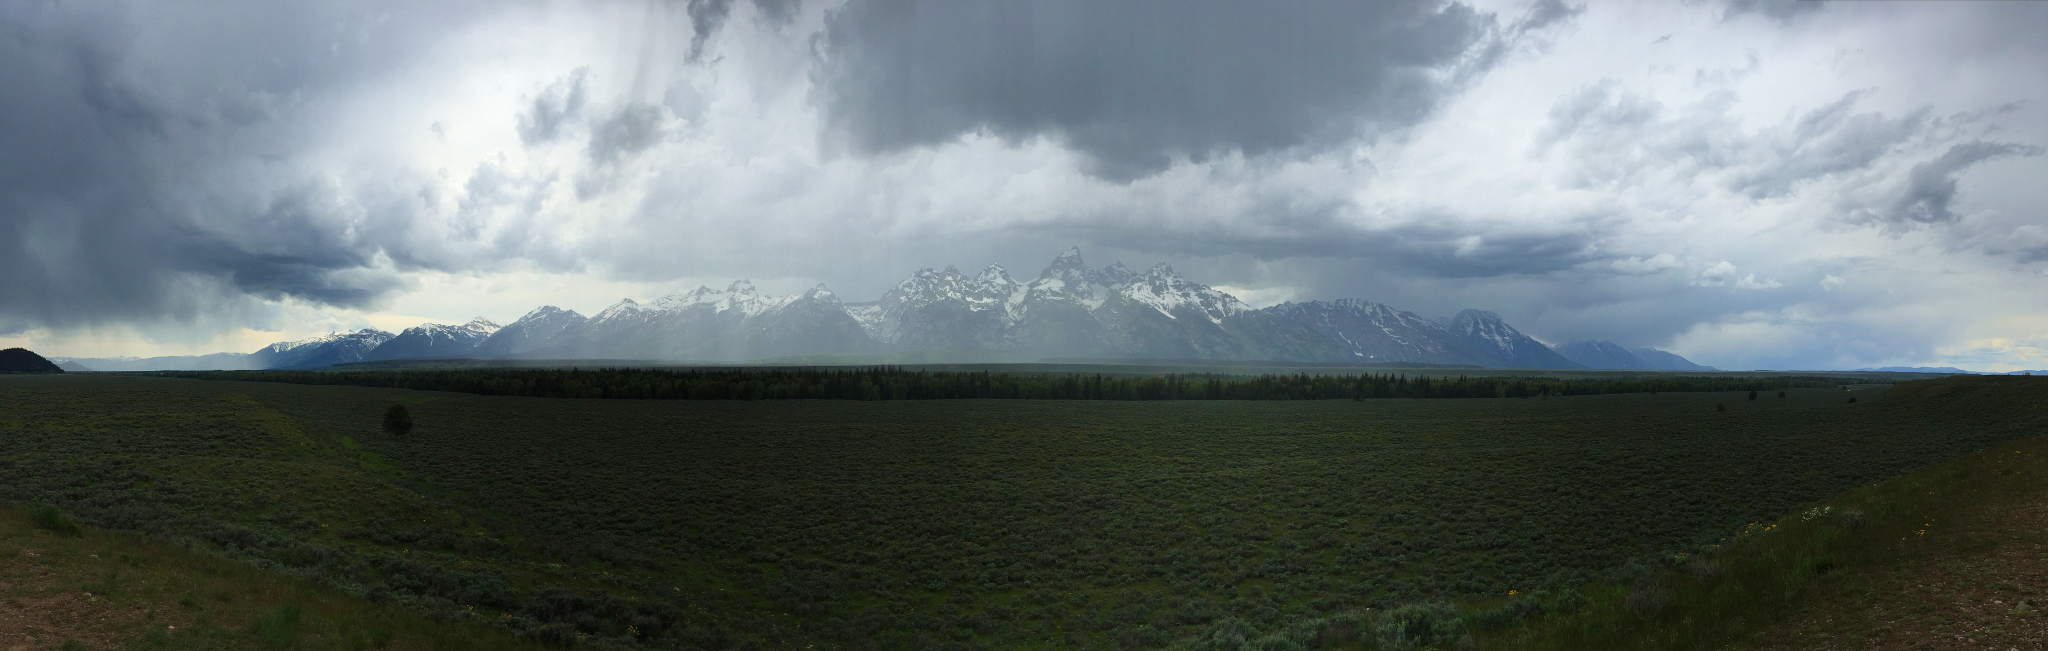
[518,69,591,145]
[1539,80,2038,230]
[1726,91,1927,199]
[1040,198,1605,282]
[589,104,671,164]
[682,0,799,61]
[812,0,1574,180]
[0,2,486,333]
[1721,0,1825,23]
[1882,141,2043,226]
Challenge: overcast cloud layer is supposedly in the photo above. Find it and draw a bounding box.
[2,0,2044,371]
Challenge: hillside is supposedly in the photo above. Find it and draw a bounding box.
[1,505,543,650]
[1468,375,2048,650]
[0,347,63,373]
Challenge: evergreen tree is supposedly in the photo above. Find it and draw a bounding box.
[383,404,413,437]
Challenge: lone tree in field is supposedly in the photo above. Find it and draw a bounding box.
[382,404,412,437]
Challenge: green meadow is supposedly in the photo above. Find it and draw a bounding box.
[1,373,2041,649]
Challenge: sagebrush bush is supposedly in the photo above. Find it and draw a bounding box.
[1690,557,1724,585]
[1373,602,1465,651]
[1472,590,1547,630]
[1624,580,1673,619]
[1837,506,1866,530]
[29,503,80,536]
[1802,554,1834,576]
[1549,587,1591,615]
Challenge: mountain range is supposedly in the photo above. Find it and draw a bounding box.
[53,248,1716,372]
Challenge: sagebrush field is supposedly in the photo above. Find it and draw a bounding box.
[1,374,2039,649]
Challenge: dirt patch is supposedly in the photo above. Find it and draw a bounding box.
[1,548,126,650]
[1749,498,2048,650]
[1,544,200,651]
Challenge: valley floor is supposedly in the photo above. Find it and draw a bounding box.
[0,374,2041,649]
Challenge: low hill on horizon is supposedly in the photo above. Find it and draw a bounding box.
[0,347,63,373]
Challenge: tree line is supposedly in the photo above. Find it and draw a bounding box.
[155,367,1853,401]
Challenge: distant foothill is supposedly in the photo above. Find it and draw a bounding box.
[0,347,64,373]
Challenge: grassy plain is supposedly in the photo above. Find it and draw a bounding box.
[0,374,2040,649]
[1454,375,2048,650]
[0,504,544,650]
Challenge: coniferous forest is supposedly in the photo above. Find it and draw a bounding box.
[161,367,1850,402]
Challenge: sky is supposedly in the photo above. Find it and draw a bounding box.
[2,0,2044,371]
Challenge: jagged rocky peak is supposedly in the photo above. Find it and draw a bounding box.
[1044,246,1086,275]
[262,328,396,354]
[1453,309,1506,333]
[803,283,839,301]
[884,263,1022,312]
[1027,247,1102,303]
[461,317,501,333]
[518,305,580,322]
[727,279,757,296]
[1093,262,1136,286]
[1453,309,1518,349]
[976,263,1015,284]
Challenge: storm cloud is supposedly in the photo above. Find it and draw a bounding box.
[2,0,2045,371]
[813,0,1573,180]
[0,2,438,331]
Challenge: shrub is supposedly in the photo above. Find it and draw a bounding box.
[1836,507,1866,530]
[1373,602,1465,651]
[1778,391,1786,398]
[1748,390,1758,400]
[1848,396,1858,404]
[250,604,301,646]
[1185,618,1257,651]
[29,504,81,536]
[1550,588,1590,614]
[1801,555,1834,576]
[382,405,413,437]
[1690,557,1723,585]
[1472,590,1546,630]
[1716,403,1728,412]
[1624,581,1672,619]
[1317,613,1365,646]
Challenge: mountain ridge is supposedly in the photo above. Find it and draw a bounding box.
[45,248,1720,371]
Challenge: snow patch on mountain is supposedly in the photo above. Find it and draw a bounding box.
[1115,263,1249,324]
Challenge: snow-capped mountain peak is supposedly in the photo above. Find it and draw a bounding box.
[591,298,648,324]
[259,328,393,356]
[976,263,1013,283]
[1117,262,1248,323]
[1093,262,1136,287]
[803,283,839,302]
[1040,247,1091,281]
[241,244,1599,369]
[517,305,577,322]
[1452,310,1518,354]
[647,281,798,317]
